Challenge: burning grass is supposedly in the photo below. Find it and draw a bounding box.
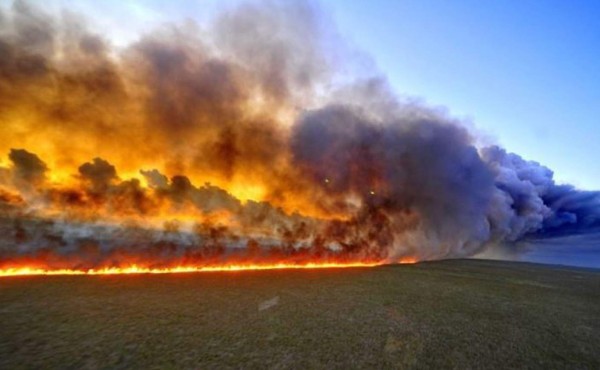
[1,259,598,369]
[0,261,385,277]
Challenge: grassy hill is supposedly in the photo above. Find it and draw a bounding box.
[1,259,598,369]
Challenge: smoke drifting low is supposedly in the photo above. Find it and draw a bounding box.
[0,0,598,270]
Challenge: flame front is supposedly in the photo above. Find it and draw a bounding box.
[0,261,391,277]
[0,257,422,277]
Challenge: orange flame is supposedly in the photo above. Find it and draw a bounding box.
[0,262,379,277]
[0,258,418,277]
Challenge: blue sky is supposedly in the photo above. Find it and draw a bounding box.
[21,0,600,190]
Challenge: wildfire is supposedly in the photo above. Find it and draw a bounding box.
[0,261,400,277]
[0,258,421,277]
[0,3,464,269]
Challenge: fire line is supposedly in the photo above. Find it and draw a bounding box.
[0,262,391,277]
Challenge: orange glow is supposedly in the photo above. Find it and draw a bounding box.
[0,262,385,277]
[0,258,420,277]
[398,257,418,264]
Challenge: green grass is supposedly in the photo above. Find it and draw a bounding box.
[1,259,598,369]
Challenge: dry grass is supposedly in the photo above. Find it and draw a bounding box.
[0,259,598,369]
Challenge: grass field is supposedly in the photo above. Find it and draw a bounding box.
[1,259,598,369]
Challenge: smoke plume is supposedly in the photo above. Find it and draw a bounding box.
[0,0,598,270]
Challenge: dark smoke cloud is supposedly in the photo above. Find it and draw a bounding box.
[483,146,600,239]
[292,104,496,259]
[0,0,597,269]
[9,148,47,185]
[79,158,118,191]
[542,186,600,235]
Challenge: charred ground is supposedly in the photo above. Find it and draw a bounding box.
[0,259,598,369]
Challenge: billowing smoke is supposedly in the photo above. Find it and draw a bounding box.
[0,0,598,270]
[482,147,600,239]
